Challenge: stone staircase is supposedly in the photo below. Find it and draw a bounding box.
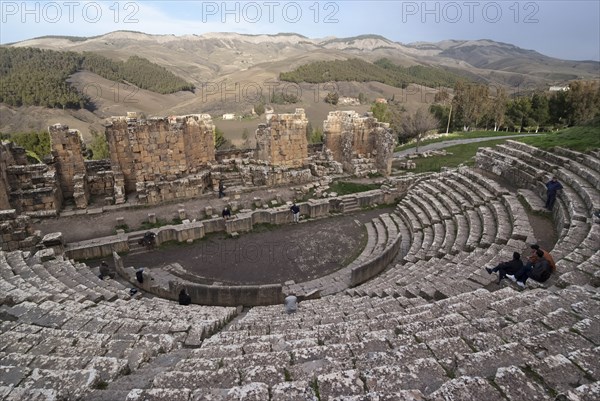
[127,234,149,256]
[341,196,360,213]
[220,172,245,193]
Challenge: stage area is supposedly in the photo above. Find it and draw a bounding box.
[122,207,394,285]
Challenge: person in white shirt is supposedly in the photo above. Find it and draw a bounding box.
[284,294,298,314]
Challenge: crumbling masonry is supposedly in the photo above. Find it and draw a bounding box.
[323,111,396,176]
[0,109,397,215]
[255,108,309,168]
[49,124,88,208]
[105,114,216,193]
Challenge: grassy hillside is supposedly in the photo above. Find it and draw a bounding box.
[394,131,533,152]
[280,58,467,89]
[517,124,600,152]
[0,47,195,109]
[409,138,509,173]
[404,124,599,173]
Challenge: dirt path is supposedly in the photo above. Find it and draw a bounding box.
[394,134,544,158]
[33,186,299,243]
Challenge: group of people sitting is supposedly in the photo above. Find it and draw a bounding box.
[486,244,555,288]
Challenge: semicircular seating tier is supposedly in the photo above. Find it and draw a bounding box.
[346,167,536,300]
[0,250,238,400]
[0,144,599,400]
[476,140,600,288]
[73,284,598,400]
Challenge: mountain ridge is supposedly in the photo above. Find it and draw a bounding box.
[11,30,600,63]
[1,30,598,140]
[9,30,597,86]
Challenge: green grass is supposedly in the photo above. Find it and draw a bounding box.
[114,224,130,233]
[406,124,599,173]
[328,181,380,195]
[138,219,169,231]
[394,130,537,152]
[516,125,600,152]
[411,139,508,173]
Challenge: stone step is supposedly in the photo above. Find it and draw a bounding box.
[517,188,550,214]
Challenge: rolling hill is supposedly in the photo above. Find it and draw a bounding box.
[1,31,598,142]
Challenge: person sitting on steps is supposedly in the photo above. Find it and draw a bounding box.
[284,293,298,314]
[139,231,156,249]
[222,207,232,220]
[527,244,556,273]
[98,261,115,280]
[218,181,225,198]
[485,252,523,284]
[510,249,553,288]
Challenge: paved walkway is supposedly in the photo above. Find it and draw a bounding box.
[34,185,300,243]
[394,134,543,158]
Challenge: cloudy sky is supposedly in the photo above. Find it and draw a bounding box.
[1,1,599,61]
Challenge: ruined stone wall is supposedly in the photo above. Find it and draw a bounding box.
[49,124,87,201]
[323,111,396,176]
[255,108,308,168]
[0,143,15,210]
[106,114,215,193]
[6,164,63,215]
[307,149,344,177]
[136,171,211,205]
[85,160,115,197]
[0,142,63,215]
[0,210,41,252]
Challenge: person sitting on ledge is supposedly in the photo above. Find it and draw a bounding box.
[485,252,523,284]
[222,207,232,220]
[178,288,192,306]
[98,261,114,280]
[511,249,553,288]
[527,244,556,273]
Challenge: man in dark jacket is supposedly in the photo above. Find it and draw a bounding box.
[545,176,563,210]
[290,203,300,223]
[222,207,231,220]
[528,244,556,272]
[513,249,553,288]
[486,252,523,284]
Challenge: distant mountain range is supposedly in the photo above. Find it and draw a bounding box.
[11,31,599,84]
[2,31,598,138]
